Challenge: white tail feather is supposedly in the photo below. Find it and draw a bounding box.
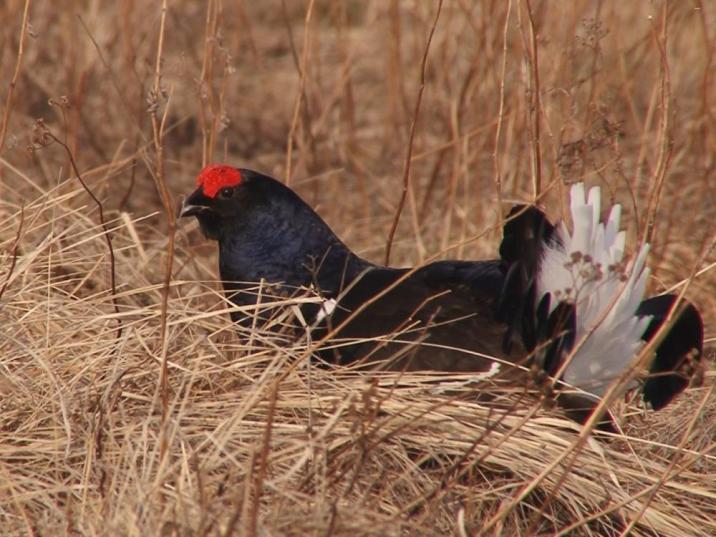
[538,184,652,397]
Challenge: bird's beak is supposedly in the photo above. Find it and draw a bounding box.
[179,187,212,218]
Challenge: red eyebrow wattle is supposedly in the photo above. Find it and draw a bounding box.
[196,164,242,198]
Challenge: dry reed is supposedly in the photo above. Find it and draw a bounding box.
[1,1,714,535]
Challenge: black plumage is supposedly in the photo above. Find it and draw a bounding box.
[181,165,703,426]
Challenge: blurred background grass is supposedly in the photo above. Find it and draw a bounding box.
[1,1,715,535]
[2,1,714,277]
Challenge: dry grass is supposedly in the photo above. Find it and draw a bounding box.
[1,1,715,535]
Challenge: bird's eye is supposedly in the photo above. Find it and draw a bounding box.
[218,187,234,199]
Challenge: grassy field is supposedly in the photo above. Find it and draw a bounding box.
[1,1,715,535]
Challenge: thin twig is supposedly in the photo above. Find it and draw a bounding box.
[248,379,279,537]
[0,0,31,156]
[284,0,316,185]
[197,0,217,165]
[642,4,672,245]
[0,206,24,301]
[493,0,513,231]
[384,0,443,266]
[149,0,175,458]
[43,129,123,341]
[523,0,542,200]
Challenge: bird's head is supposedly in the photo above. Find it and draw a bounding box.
[179,163,364,289]
[180,164,263,240]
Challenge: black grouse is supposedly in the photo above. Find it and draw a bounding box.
[180,164,703,426]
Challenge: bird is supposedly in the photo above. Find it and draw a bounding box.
[180,164,703,428]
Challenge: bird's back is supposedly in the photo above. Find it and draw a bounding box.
[308,259,525,377]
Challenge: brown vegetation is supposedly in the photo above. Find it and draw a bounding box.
[0,1,714,535]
